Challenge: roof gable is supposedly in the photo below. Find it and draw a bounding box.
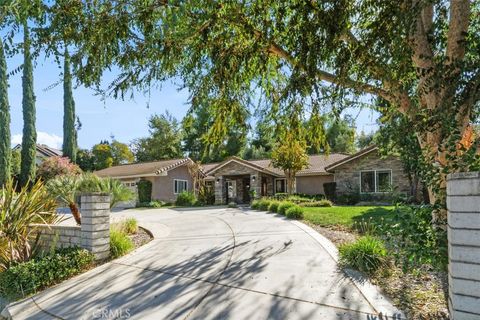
[325,146,379,171]
[95,158,192,178]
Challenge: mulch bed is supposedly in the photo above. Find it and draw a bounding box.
[129,227,153,249]
[303,221,449,320]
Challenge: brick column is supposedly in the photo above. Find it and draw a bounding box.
[215,176,226,205]
[80,193,111,261]
[446,172,480,320]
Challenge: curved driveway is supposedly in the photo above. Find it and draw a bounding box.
[4,207,403,320]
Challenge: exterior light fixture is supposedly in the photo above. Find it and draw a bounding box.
[216,178,220,184]
[252,176,256,182]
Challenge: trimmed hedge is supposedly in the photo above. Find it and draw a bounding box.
[251,200,260,210]
[300,199,333,207]
[258,199,272,211]
[285,205,304,219]
[0,248,94,300]
[278,202,295,215]
[137,180,152,203]
[268,201,281,213]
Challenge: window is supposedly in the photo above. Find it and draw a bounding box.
[360,170,392,193]
[174,180,188,194]
[275,179,287,193]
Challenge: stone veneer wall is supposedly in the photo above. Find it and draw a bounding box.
[446,172,480,320]
[31,193,111,261]
[332,150,410,195]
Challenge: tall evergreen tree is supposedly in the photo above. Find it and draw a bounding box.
[62,48,76,162]
[0,37,11,186]
[19,23,37,187]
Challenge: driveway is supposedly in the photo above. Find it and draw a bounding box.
[3,207,403,319]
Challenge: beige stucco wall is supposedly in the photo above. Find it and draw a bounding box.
[295,175,334,195]
[332,151,410,195]
[146,165,193,203]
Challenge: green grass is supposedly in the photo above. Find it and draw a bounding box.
[302,206,394,227]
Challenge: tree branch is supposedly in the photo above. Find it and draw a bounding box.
[446,0,470,62]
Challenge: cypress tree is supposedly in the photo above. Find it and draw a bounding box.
[19,23,37,187]
[0,37,11,186]
[62,48,77,162]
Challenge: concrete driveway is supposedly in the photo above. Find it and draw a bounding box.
[3,207,404,319]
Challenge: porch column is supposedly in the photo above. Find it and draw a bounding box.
[250,173,261,200]
[215,175,226,205]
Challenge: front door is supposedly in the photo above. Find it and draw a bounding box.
[226,180,237,203]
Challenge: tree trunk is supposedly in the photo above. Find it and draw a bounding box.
[69,202,81,225]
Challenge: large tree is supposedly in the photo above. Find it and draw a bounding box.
[62,48,77,163]
[325,115,356,154]
[91,140,134,170]
[19,23,37,187]
[132,112,183,162]
[46,1,480,222]
[0,37,11,186]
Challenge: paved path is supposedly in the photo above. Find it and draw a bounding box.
[3,207,403,320]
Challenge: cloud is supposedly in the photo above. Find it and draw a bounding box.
[11,132,63,149]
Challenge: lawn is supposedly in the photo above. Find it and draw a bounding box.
[302,206,395,227]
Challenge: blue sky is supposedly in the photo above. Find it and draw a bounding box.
[6,53,380,150]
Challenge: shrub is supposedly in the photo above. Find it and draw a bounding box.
[110,229,134,259]
[136,200,164,208]
[78,174,134,208]
[251,200,260,210]
[37,156,81,181]
[123,218,138,235]
[278,202,295,215]
[258,199,271,211]
[273,193,289,201]
[0,247,94,300]
[323,182,337,201]
[285,205,304,219]
[1,180,59,271]
[339,236,388,275]
[337,192,360,205]
[137,180,152,203]
[300,199,333,207]
[268,201,281,213]
[228,202,238,208]
[175,191,197,206]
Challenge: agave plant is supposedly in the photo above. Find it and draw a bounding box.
[0,180,59,271]
[78,173,134,208]
[46,175,82,224]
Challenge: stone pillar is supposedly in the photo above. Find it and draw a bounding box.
[80,193,111,261]
[446,172,480,320]
[215,176,226,205]
[250,173,261,199]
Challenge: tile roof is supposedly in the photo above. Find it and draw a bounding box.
[325,145,378,171]
[12,144,63,158]
[95,158,191,178]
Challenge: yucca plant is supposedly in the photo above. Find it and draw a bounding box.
[0,180,59,271]
[78,173,134,208]
[46,175,82,224]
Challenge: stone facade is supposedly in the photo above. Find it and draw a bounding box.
[331,150,410,196]
[30,193,111,261]
[446,172,480,320]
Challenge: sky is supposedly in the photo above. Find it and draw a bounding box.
[6,53,381,150]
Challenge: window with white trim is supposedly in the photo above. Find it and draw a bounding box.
[174,179,188,194]
[360,170,392,193]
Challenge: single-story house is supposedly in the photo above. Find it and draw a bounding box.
[94,145,411,205]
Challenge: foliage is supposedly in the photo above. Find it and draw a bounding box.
[325,115,356,154]
[285,205,304,219]
[323,182,337,201]
[37,156,81,181]
[115,218,138,235]
[268,201,280,213]
[0,180,59,272]
[175,191,197,207]
[91,140,134,170]
[354,205,448,270]
[19,23,36,187]
[339,236,388,275]
[278,202,295,216]
[136,200,165,208]
[132,112,183,162]
[256,199,271,211]
[137,180,152,203]
[10,149,21,179]
[299,199,333,207]
[0,37,11,187]
[337,192,361,205]
[243,116,275,160]
[272,193,289,201]
[182,102,248,162]
[110,228,134,259]
[76,149,95,172]
[198,183,215,205]
[250,200,260,210]
[62,48,77,163]
[78,174,134,208]
[227,202,238,208]
[46,175,81,224]
[0,247,94,300]
[356,131,376,150]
